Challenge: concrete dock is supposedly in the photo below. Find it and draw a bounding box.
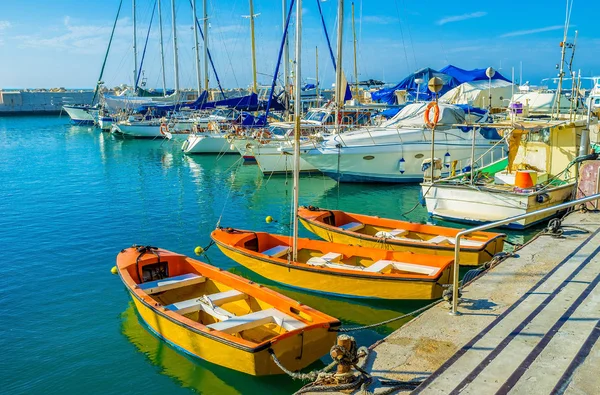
[317,211,600,394]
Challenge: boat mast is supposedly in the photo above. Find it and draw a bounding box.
[249,0,258,94]
[132,0,138,89]
[292,0,302,261]
[171,0,180,93]
[334,0,344,133]
[553,0,573,119]
[315,46,320,107]
[192,0,202,94]
[282,0,290,119]
[351,1,359,102]
[203,0,209,92]
[157,0,167,96]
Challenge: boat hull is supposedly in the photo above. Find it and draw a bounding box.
[97,116,115,131]
[422,182,575,229]
[253,144,319,175]
[127,290,335,375]
[215,242,451,300]
[62,105,95,125]
[298,218,504,266]
[115,121,194,138]
[302,142,505,183]
[183,133,238,154]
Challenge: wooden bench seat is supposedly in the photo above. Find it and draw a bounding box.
[427,235,485,247]
[306,252,343,266]
[207,308,306,333]
[338,221,364,232]
[363,260,441,276]
[261,245,290,258]
[166,289,247,316]
[138,273,206,295]
[375,229,409,239]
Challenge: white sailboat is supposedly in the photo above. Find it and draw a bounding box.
[181,0,262,154]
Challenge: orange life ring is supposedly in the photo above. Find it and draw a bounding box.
[424,102,440,129]
[159,123,169,135]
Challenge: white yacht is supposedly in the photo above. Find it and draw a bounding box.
[299,102,506,183]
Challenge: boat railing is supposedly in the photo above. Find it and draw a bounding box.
[450,193,600,315]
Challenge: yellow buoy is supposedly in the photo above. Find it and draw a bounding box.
[194,246,204,256]
[110,266,118,275]
[265,216,273,224]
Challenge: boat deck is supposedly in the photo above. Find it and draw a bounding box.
[314,211,600,394]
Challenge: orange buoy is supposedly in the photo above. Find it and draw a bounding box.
[515,170,537,188]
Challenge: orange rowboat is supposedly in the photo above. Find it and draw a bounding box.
[116,246,340,376]
[211,227,454,300]
[298,206,505,266]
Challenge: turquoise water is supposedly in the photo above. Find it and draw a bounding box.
[0,116,534,394]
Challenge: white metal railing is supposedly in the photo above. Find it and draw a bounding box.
[450,193,600,315]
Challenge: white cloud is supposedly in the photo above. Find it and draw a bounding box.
[361,15,397,25]
[0,20,11,30]
[437,11,487,26]
[500,25,564,38]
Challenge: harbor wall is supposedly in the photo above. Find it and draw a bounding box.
[0,90,94,115]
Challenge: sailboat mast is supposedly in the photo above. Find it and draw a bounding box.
[249,0,258,94]
[192,0,202,94]
[203,0,209,91]
[334,0,344,133]
[171,0,180,93]
[553,0,571,119]
[132,0,138,88]
[157,0,167,96]
[292,0,302,261]
[282,0,290,119]
[351,2,359,102]
[315,46,320,107]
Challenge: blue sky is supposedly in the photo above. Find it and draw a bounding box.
[0,0,598,89]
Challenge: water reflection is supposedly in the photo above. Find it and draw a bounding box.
[120,303,302,394]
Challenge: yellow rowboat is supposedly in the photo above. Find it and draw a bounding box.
[211,227,454,300]
[116,246,340,376]
[298,206,506,266]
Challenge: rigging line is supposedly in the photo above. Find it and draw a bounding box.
[265,0,296,120]
[92,0,123,105]
[316,0,337,69]
[136,0,158,89]
[189,0,226,99]
[393,0,411,72]
[216,157,244,228]
[207,0,235,87]
[401,0,417,70]
[213,0,243,89]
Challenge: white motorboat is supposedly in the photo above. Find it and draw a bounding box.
[300,102,505,183]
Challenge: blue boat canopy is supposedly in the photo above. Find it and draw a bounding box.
[200,92,259,111]
[440,65,511,84]
[370,68,460,104]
